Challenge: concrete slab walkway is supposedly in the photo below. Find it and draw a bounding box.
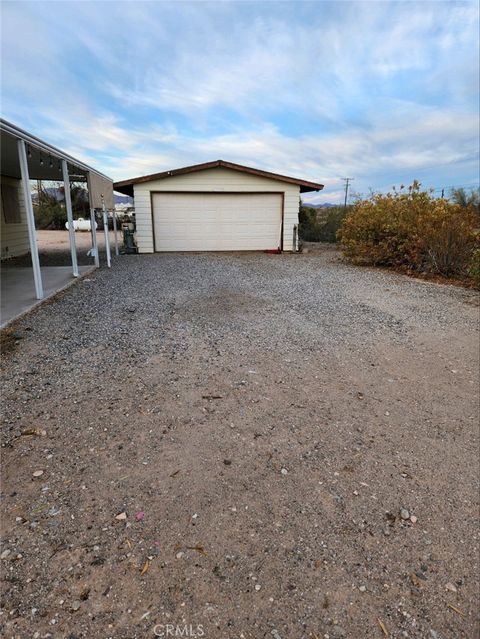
[0,265,95,328]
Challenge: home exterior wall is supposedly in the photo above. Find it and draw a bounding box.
[133,167,300,253]
[0,176,30,260]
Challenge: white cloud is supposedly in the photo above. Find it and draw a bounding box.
[1,0,478,201]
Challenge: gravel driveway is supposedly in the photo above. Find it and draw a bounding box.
[1,249,478,639]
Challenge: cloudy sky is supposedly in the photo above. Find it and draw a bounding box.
[1,0,479,203]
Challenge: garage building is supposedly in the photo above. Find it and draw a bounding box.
[114,160,323,253]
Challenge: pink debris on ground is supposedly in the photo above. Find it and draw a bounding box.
[135,511,145,522]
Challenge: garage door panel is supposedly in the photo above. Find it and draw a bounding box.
[152,193,282,251]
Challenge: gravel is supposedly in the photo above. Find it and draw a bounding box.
[1,247,479,638]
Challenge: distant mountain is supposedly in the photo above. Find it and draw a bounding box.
[32,187,133,206]
[303,202,338,209]
[115,194,133,205]
[31,187,64,202]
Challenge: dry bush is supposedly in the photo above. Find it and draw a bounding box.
[417,200,478,276]
[338,183,478,279]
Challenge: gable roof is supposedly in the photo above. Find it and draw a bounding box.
[113,160,324,196]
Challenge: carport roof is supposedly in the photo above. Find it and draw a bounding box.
[0,118,112,182]
[114,160,324,196]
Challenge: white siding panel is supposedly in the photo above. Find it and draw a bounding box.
[0,176,30,260]
[133,167,300,253]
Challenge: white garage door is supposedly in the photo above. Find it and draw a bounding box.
[152,192,282,251]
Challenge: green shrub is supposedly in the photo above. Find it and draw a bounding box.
[316,207,348,242]
[299,204,349,243]
[298,204,321,241]
[34,196,66,230]
[338,183,478,278]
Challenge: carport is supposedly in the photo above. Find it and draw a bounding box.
[0,119,114,327]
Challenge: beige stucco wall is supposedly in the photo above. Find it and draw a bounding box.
[0,176,30,260]
[133,167,300,253]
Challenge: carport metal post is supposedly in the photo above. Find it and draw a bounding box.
[90,208,100,267]
[112,210,119,256]
[102,199,111,268]
[61,159,79,277]
[17,138,43,299]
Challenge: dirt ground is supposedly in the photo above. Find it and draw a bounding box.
[2,230,117,268]
[1,247,479,639]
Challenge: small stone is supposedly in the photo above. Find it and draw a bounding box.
[445,582,457,593]
[410,515,418,523]
[80,587,90,601]
[32,470,44,478]
[223,459,232,466]
[176,551,185,559]
[280,468,288,475]
[115,512,127,520]
[271,631,282,639]
[358,585,366,592]
[400,508,410,520]
[1,549,11,559]
[429,630,440,639]
[70,601,81,612]
[254,584,262,591]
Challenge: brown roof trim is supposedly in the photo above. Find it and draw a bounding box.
[114,160,324,196]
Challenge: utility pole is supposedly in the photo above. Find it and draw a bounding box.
[341,177,354,208]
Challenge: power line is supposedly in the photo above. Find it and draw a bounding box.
[361,182,479,197]
[359,156,480,181]
[431,182,480,192]
[341,177,354,208]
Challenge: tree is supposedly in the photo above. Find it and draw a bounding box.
[32,180,90,229]
[33,181,66,229]
[57,181,90,218]
[449,187,479,216]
